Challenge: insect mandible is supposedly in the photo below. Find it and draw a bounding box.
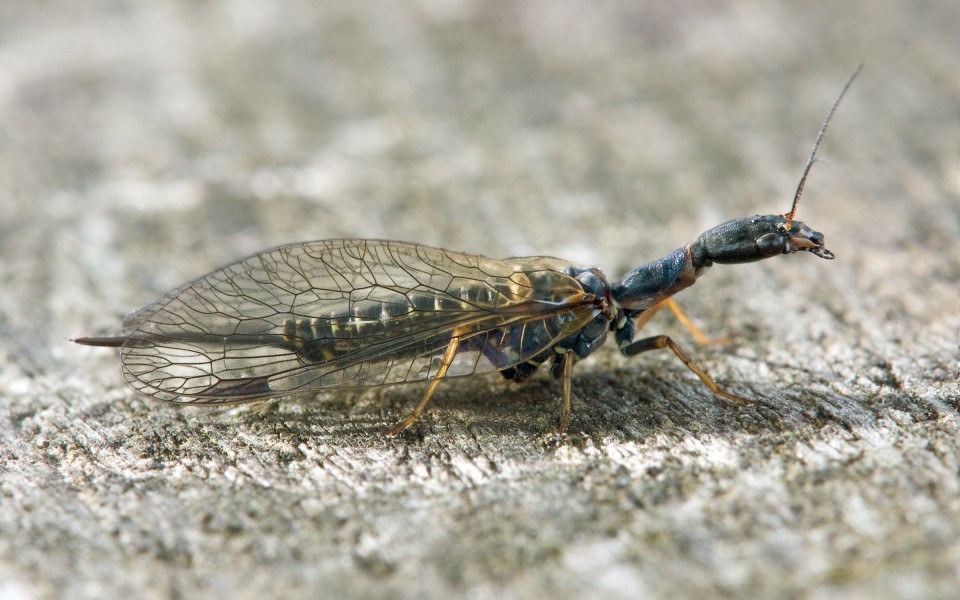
[75,67,860,437]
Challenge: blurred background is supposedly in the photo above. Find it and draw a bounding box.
[2,2,954,334]
[1,1,956,599]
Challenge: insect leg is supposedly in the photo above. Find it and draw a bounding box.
[557,350,575,437]
[382,336,461,437]
[627,301,665,333]
[620,300,730,346]
[664,299,733,346]
[621,335,750,405]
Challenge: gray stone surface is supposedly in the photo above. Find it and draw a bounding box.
[1,2,957,599]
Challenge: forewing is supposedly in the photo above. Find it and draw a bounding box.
[117,240,599,403]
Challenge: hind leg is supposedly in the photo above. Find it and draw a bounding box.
[621,335,749,405]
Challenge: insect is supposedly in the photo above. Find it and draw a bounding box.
[75,68,860,437]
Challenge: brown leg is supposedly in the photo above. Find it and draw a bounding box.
[622,334,750,405]
[628,299,666,333]
[383,337,460,436]
[664,299,732,346]
[556,350,575,437]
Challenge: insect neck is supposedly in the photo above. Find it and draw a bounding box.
[611,245,707,312]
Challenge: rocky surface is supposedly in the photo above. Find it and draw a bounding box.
[1,2,956,598]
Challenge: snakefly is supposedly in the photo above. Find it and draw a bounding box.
[75,68,860,437]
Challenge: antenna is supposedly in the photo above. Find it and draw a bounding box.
[783,64,863,222]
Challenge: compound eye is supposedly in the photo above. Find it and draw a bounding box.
[756,232,786,256]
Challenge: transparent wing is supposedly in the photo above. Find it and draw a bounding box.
[115,240,601,403]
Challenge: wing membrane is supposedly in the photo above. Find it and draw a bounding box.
[117,240,600,403]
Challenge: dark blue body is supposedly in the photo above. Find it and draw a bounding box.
[500,246,700,382]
